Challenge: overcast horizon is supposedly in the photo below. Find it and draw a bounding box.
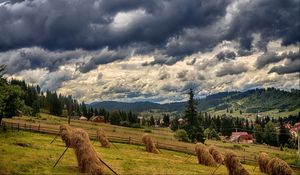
[0,0,299,103]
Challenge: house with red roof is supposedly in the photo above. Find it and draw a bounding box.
[230,132,253,143]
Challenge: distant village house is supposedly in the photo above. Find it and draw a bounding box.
[230,132,253,143]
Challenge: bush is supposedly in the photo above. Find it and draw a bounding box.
[144,129,152,133]
[120,121,130,127]
[233,144,243,150]
[174,129,189,142]
[130,123,142,128]
[1,123,7,132]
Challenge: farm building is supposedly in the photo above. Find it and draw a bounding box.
[79,116,88,121]
[230,132,253,143]
[90,116,105,123]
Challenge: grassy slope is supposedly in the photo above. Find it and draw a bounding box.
[1,113,299,174]
[0,130,265,175]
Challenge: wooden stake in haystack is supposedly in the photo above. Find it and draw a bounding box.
[258,152,271,173]
[96,128,111,148]
[71,128,105,174]
[142,134,159,153]
[224,152,250,175]
[208,145,224,164]
[267,157,293,175]
[195,143,217,167]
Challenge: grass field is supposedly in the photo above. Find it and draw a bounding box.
[0,129,266,175]
[1,113,299,174]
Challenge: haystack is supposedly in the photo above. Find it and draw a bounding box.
[142,134,159,153]
[195,143,217,167]
[96,128,111,148]
[208,145,224,164]
[224,152,250,175]
[59,124,74,147]
[267,157,293,175]
[258,152,271,173]
[71,128,105,175]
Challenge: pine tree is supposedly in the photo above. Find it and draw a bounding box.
[264,121,277,146]
[254,124,264,143]
[278,118,291,147]
[163,114,170,127]
[183,89,205,143]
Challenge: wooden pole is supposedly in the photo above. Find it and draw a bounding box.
[183,153,194,162]
[253,166,257,171]
[98,156,118,175]
[211,163,223,175]
[53,146,69,168]
[111,142,119,150]
[50,135,58,144]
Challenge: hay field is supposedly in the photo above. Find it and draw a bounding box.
[0,130,266,175]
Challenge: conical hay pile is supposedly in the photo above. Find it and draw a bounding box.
[142,134,159,153]
[267,157,293,175]
[224,152,250,175]
[195,143,217,167]
[258,152,271,173]
[96,128,111,148]
[59,124,74,147]
[208,145,224,164]
[71,128,105,175]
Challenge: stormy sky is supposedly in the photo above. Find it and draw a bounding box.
[0,0,299,103]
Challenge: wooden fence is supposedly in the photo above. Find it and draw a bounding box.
[2,120,300,172]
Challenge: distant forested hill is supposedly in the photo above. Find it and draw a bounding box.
[89,88,300,114]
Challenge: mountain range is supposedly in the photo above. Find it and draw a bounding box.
[89,88,300,114]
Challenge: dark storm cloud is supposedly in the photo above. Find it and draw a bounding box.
[268,60,300,74]
[0,0,229,52]
[216,63,248,77]
[255,51,300,69]
[0,47,83,74]
[79,47,129,73]
[224,0,300,50]
[0,0,299,70]
[216,51,236,61]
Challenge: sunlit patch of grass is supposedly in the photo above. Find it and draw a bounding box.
[0,130,266,175]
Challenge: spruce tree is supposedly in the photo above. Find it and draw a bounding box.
[183,89,205,143]
[278,118,291,147]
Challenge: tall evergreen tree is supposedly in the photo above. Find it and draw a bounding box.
[254,124,264,144]
[278,118,291,147]
[163,114,170,127]
[183,89,205,143]
[264,121,277,146]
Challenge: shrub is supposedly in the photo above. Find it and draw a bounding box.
[120,121,130,127]
[144,129,152,133]
[130,123,142,128]
[1,123,7,132]
[233,144,243,150]
[174,129,189,142]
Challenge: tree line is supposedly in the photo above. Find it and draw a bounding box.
[170,88,298,148]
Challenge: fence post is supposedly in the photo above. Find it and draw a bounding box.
[24,123,26,129]
[18,123,19,131]
[38,124,40,132]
